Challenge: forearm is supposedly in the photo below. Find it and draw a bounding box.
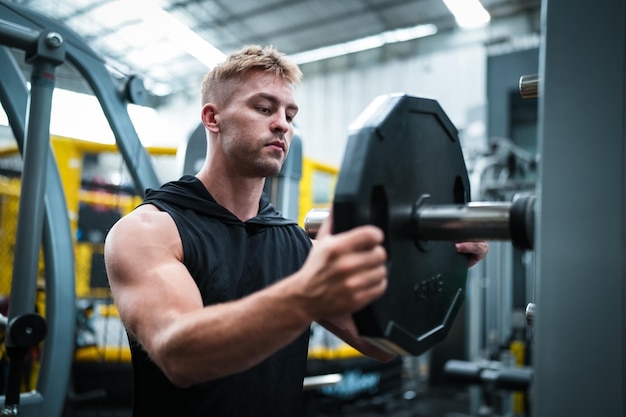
[147,278,312,387]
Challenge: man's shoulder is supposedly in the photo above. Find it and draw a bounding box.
[115,205,175,235]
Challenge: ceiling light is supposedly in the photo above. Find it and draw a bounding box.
[120,0,225,68]
[289,24,438,65]
[443,0,491,29]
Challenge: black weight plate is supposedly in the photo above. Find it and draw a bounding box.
[333,94,470,356]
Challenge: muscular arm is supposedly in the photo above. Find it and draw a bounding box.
[105,205,388,388]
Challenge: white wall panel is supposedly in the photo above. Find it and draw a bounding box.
[295,45,487,167]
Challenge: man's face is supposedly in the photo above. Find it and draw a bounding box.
[216,70,299,178]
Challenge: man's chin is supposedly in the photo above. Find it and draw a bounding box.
[260,158,285,177]
[256,164,282,178]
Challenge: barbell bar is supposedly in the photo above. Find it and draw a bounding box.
[305,194,535,251]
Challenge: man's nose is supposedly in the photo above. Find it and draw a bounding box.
[271,113,290,133]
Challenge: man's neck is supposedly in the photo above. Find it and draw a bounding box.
[196,169,265,221]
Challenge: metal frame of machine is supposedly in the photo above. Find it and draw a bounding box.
[0,1,160,415]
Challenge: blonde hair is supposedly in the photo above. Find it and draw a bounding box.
[201,45,302,106]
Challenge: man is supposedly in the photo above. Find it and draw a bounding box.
[104,44,488,416]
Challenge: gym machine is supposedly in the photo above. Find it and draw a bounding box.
[305,1,626,416]
[0,13,69,416]
[0,1,161,415]
[532,0,625,416]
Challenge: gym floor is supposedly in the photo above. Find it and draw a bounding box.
[64,357,473,417]
[62,389,470,417]
[304,387,471,417]
[302,357,472,417]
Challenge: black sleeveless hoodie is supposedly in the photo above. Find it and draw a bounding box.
[129,175,312,417]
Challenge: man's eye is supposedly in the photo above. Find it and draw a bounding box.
[258,107,271,114]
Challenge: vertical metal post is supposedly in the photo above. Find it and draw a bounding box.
[2,29,65,417]
[7,29,64,316]
[533,0,626,416]
[9,60,56,317]
[0,44,74,417]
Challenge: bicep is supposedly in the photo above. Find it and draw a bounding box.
[104,211,203,347]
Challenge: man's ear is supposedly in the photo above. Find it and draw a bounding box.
[201,103,220,133]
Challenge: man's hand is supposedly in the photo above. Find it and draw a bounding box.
[299,214,388,322]
[455,241,489,267]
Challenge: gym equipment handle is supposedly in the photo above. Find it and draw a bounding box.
[444,359,533,391]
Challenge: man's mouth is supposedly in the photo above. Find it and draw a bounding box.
[267,141,285,151]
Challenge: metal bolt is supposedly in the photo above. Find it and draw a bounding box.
[46,32,64,48]
[525,303,535,326]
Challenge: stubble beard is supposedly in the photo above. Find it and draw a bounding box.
[226,141,285,178]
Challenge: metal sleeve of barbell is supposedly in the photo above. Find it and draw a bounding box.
[303,208,330,238]
[519,74,539,99]
[306,198,534,250]
[306,203,515,242]
[415,202,513,242]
